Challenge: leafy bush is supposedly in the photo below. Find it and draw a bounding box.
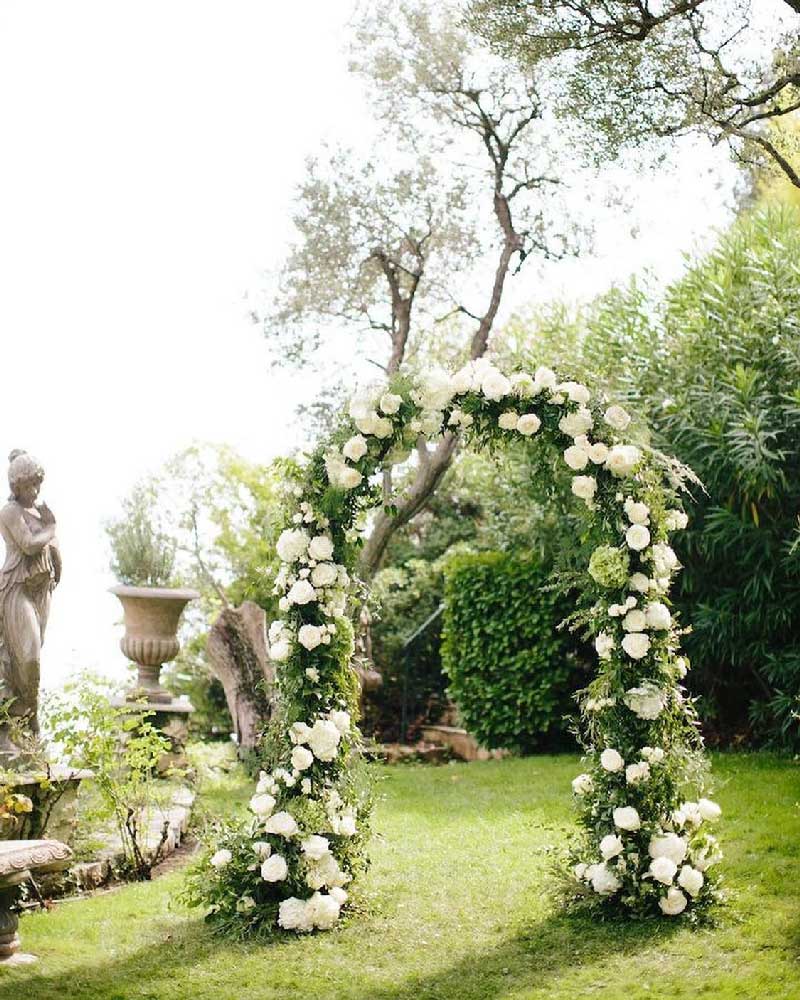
[106,482,176,587]
[441,552,586,751]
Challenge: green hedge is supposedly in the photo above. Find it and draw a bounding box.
[441,552,585,752]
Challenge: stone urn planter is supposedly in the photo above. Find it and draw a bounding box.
[110,585,200,704]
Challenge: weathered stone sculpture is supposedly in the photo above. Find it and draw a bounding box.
[0,451,60,761]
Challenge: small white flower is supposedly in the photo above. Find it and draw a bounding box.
[574,862,588,880]
[572,475,597,503]
[664,509,689,531]
[298,624,324,650]
[286,580,317,605]
[625,761,651,785]
[559,408,594,438]
[640,746,665,763]
[264,811,299,838]
[604,404,631,431]
[481,369,512,401]
[342,435,368,462]
[595,631,614,659]
[533,366,557,390]
[621,632,651,660]
[645,602,672,630]
[330,710,351,735]
[210,849,232,869]
[587,441,609,464]
[587,863,622,895]
[560,381,591,404]
[498,411,519,430]
[624,498,650,524]
[605,444,641,477]
[311,562,338,588]
[626,524,651,551]
[659,887,688,916]
[572,773,594,795]
[517,413,542,436]
[249,793,276,818]
[649,856,678,885]
[261,854,289,882]
[301,835,331,861]
[629,572,651,593]
[649,833,688,865]
[305,667,320,683]
[678,865,704,897]
[291,746,314,771]
[600,834,624,860]
[308,719,342,762]
[622,608,647,632]
[379,392,403,415]
[276,528,310,563]
[613,806,641,831]
[624,681,665,718]
[652,543,679,577]
[698,798,722,822]
[600,748,624,772]
[308,535,334,562]
[564,445,589,470]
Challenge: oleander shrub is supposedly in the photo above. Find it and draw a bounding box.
[442,552,586,751]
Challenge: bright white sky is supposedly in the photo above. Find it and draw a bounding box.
[0,1,737,692]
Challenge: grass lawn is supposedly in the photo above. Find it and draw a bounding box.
[1,752,798,1000]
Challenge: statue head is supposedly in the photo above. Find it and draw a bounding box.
[8,450,45,506]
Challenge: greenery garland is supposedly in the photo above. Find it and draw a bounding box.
[188,359,722,933]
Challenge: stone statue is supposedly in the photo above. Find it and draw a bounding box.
[0,451,60,757]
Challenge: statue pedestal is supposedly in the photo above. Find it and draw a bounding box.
[113,698,195,774]
[0,766,92,845]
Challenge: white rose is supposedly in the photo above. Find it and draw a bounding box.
[645,602,672,630]
[621,632,651,660]
[613,806,641,831]
[624,681,665,719]
[249,793,276,818]
[311,562,338,588]
[517,413,542,436]
[572,475,597,503]
[622,608,647,632]
[649,833,687,866]
[698,798,722,822]
[625,761,651,785]
[560,381,591,404]
[301,835,331,861]
[587,441,609,464]
[600,748,624,772]
[210,849,232,869]
[481,369,512,401]
[450,366,474,394]
[604,404,631,431]
[291,746,314,771]
[680,801,703,827]
[605,444,641,477]
[264,810,299,838]
[559,408,594,438]
[626,524,651,551]
[498,411,519,430]
[510,371,535,396]
[649,856,678,885]
[325,455,363,490]
[574,862,588,880]
[305,852,342,890]
[379,392,402,415]
[270,640,291,663]
[600,834,624,860]
[533,366,557,390]
[308,719,342,762]
[624,498,650,524]
[278,897,313,933]
[308,892,341,930]
[652,543,679,577]
[329,886,348,905]
[253,841,271,859]
[287,580,316,606]
[572,773,594,795]
[330,710,351,735]
[587,863,621,895]
[308,535,334,561]
[678,865,704,897]
[564,445,589,470]
[640,746,665,763]
[342,435,368,461]
[298,624,323,650]
[337,813,357,837]
[594,631,614,659]
[261,854,288,882]
[276,528,309,563]
[659,887,688,916]
[290,722,312,745]
[629,572,650,593]
[664,509,689,531]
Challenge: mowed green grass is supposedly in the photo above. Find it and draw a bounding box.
[1,753,798,1000]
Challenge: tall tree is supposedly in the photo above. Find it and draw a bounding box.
[263,0,578,576]
[469,0,800,187]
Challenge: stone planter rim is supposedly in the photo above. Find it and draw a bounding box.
[109,584,201,601]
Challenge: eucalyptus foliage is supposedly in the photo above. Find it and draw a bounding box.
[188,360,721,933]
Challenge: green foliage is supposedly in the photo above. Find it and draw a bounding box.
[106,482,176,587]
[43,674,173,880]
[441,552,585,751]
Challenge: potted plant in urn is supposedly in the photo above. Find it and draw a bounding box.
[106,484,199,713]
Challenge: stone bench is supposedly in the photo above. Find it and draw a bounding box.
[0,839,72,966]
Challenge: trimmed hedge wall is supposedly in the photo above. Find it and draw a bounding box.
[441,552,585,752]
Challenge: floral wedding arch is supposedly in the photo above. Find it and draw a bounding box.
[193,359,722,933]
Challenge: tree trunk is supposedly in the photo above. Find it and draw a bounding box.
[206,602,274,754]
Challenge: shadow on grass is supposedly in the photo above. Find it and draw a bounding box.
[0,907,681,1000]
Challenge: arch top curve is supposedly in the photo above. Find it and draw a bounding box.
[197,358,722,933]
